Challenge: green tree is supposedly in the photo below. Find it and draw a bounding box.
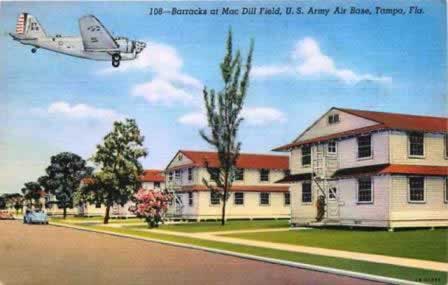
[200,29,253,225]
[21,182,43,208]
[87,119,147,224]
[0,195,6,209]
[8,193,24,214]
[39,152,92,219]
[2,193,24,213]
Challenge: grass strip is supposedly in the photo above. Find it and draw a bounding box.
[221,228,448,262]
[156,219,290,233]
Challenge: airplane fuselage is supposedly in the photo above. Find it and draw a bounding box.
[15,35,138,61]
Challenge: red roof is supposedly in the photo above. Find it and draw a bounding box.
[333,164,448,178]
[381,165,448,176]
[140,170,165,182]
[178,184,289,193]
[274,108,447,151]
[340,108,447,133]
[179,150,289,170]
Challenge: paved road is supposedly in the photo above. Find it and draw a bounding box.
[0,221,382,285]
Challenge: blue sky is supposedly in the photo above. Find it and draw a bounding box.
[0,1,446,194]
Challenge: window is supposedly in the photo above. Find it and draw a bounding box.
[409,177,425,202]
[210,191,220,205]
[234,192,244,205]
[188,168,193,181]
[235,168,244,181]
[328,187,337,200]
[95,202,101,208]
[301,146,311,166]
[284,192,290,205]
[302,181,312,203]
[408,132,424,156]
[357,135,372,158]
[175,169,181,181]
[260,192,270,205]
[328,114,340,124]
[154,182,160,188]
[328,141,337,154]
[260,169,270,182]
[188,192,193,206]
[357,178,372,203]
[445,134,448,158]
[210,168,220,181]
[445,178,448,203]
[168,172,173,181]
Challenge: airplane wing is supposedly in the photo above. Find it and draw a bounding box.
[79,15,119,51]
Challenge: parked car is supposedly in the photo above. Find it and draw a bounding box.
[24,209,49,224]
[0,210,14,220]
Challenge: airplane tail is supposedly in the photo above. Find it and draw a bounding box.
[15,13,47,38]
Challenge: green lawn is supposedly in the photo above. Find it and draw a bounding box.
[64,223,446,285]
[50,216,144,224]
[157,219,290,233]
[223,228,448,262]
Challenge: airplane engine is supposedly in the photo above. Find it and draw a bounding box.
[115,37,134,54]
[133,41,146,55]
[115,37,146,55]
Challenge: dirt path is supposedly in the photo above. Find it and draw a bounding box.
[0,221,380,285]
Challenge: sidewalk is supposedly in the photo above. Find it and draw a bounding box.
[144,228,448,272]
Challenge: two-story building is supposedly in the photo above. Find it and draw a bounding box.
[275,107,447,229]
[165,150,290,221]
[140,169,165,191]
[46,169,166,217]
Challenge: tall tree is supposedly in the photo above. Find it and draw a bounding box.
[21,182,44,208]
[200,29,254,225]
[87,119,147,224]
[39,152,92,219]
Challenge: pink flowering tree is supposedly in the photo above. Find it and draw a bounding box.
[130,189,173,228]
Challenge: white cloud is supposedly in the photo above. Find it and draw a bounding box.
[131,77,195,106]
[178,111,207,127]
[253,37,392,84]
[41,101,124,122]
[98,42,182,75]
[251,65,293,78]
[241,107,287,125]
[98,41,203,106]
[178,107,286,127]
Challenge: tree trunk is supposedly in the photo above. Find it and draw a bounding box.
[104,205,110,224]
[221,171,229,226]
[63,207,67,219]
[221,195,227,226]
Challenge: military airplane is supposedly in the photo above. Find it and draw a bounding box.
[10,13,146,67]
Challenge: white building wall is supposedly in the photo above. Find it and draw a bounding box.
[290,182,317,225]
[389,131,448,166]
[337,176,390,227]
[195,191,289,220]
[338,131,389,169]
[389,175,448,227]
[197,167,285,185]
[297,109,378,142]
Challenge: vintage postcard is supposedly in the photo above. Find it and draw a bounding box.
[0,1,446,284]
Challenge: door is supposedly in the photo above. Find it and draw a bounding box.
[327,186,339,220]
